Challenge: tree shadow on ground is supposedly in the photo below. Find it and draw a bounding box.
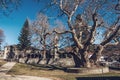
[76,77,120,80]
[28,63,67,71]
[0,70,8,73]
[109,67,120,70]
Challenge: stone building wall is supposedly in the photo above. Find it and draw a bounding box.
[3,45,17,60]
[3,45,75,67]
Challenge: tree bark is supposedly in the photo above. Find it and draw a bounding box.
[69,52,82,67]
[90,45,104,65]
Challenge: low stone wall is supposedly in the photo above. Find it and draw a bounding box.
[19,58,26,63]
[66,67,109,74]
[51,58,75,67]
[27,58,39,64]
[18,57,75,67]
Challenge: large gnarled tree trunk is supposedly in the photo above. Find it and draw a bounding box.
[59,0,120,68]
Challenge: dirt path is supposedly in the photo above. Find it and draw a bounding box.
[0,62,16,75]
[0,62,53,80]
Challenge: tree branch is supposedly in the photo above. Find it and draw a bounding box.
[104,38,119,46]
[60,0,69,16]
[85,13,97,46]
[53,30,72,34]
[59,0,83,49]
[101,26,120,46]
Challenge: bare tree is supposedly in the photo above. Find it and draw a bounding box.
[0,0,21,16]
[30,13,50,60]
[115,0,120,14]
[30,13,68,64]
[0,29,5,50]
[36,0,120,68]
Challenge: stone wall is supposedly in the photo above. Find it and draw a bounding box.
[18,57,75,67]
[50,58,75,67]
[66,67,109,74]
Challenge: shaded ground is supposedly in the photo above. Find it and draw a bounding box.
[76,77,120,80]
[0,62,16,75]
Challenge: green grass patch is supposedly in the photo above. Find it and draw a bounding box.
[7,63,120,80]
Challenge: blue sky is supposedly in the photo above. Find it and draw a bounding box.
[0,0,43,46]
[0,0,118,47]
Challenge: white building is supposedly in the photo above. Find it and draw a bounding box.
[3,45,19,60]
